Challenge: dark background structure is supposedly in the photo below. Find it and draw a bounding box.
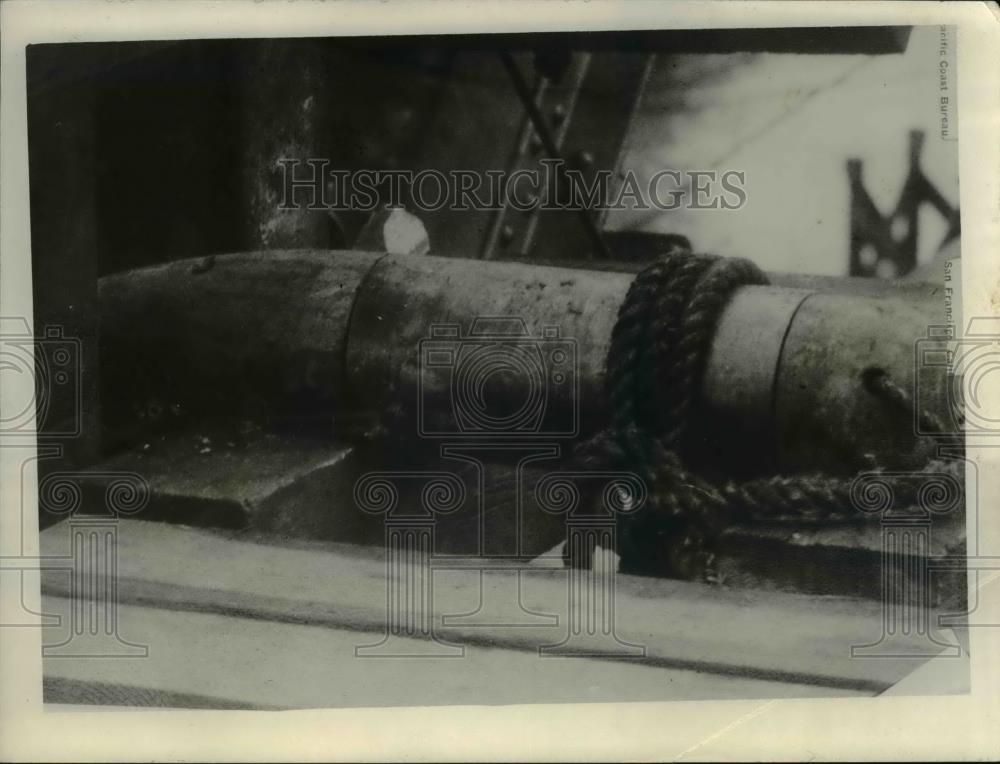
[26,26,912,474]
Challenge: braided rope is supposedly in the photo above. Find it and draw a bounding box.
[584,251,962,579]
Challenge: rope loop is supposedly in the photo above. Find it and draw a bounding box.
[583,251,962,580]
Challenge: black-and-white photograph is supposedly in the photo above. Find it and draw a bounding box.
[2,3,996,750]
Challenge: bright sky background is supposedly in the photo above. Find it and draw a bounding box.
[610,25,960,276]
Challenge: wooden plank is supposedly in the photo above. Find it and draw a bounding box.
[39,519,958,693]
[42,597,865,709]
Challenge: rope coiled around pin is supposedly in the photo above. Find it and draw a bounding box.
[578,252,961,580]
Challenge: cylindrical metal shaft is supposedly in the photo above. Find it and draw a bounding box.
[703,286,949,473]
[99,250,950,473]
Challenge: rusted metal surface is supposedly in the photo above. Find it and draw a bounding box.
[500,246,949,298]
[704,282,953,473]
[774,291,947,473]
[702,286,814,454]
[344,253,631,439]
[99,250,950,473]
[98,250,379,448]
